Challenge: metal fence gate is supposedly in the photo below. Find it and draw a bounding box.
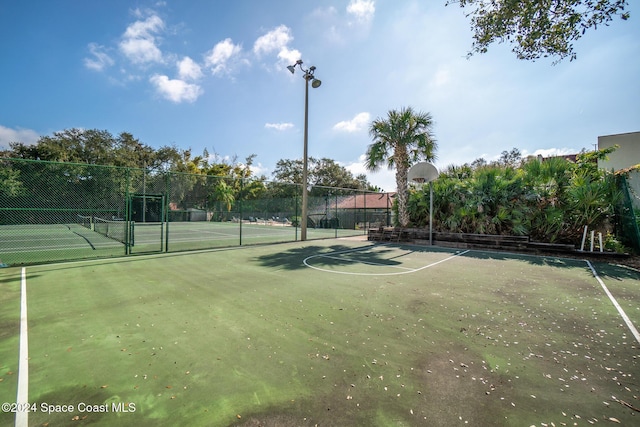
[128,194,166,254]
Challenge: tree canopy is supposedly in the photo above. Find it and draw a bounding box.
[448,0,631,62]
[2,128,185,171]
[2,129,375,190]
[272,157,374,192]
[408,146,623,247]
[366,107,437,227]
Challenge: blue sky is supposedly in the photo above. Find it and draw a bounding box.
[1,1,638,191]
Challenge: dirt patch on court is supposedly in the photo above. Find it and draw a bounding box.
[0,319,18,340]
[412,346,512,426]
[230,395,374,427]
[232,414,316,427]
[231,346,511,427]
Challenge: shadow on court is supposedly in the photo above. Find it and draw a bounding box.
[459,250,579,268]
[0,271,22,287]
[588,260,640,281]
[18,245,249,275]
[458,248,640,280]
[256,244,401,270]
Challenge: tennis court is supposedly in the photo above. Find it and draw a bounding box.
[1,158,394,267]
[0,221,363,265]
[1,238,639,426]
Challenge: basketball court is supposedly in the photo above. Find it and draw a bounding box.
[1,238,638,426]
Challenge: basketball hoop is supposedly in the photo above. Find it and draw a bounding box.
[408,162,438,184]
[407,162,439,245]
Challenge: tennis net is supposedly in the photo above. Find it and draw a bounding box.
[93,217,127,244]
[77,214,93,230]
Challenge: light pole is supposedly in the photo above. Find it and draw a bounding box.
[287,59,321,241]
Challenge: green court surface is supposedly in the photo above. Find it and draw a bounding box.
[1,239,639,426]
[0,222,363,265]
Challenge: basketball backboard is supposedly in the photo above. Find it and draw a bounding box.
[408,162,439,184]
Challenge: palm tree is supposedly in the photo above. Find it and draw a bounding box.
[214,179,235,216]
[366,107,437,227]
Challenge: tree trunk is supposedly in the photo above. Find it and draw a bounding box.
[395,162,410,227]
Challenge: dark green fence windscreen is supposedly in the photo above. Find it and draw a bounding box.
[0,158,393,265]
[615,174,640,252]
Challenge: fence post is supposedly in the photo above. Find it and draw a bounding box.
[239,178,244,246]
[334,192,338,238]
[295,188,299,241]
[363,190,367,233]
[164,172,170,252]
[125,167,131,255]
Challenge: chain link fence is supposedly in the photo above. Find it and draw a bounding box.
[615,174,640,252]
[0,158,393,265]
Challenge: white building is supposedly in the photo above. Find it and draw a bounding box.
[598,131,640,208]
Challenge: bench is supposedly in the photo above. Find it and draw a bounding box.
[368,227,406,242]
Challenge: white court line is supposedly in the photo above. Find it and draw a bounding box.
[304,246,469,275]
[585,260,640,344]
[15,267,29,427]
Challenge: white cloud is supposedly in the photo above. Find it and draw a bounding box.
[119,14,164,64]
[343,157,368,176]
[177,56,203,80]
[204,38,244,75]
[248,162,269,177]
[123,13,164,39]
[0,125,40,149]
[527,147,580,158]
[265,122,294,131]
[333,112,371,133]
[84,43,114,71]
[253,25,301,66]
[346,0,375,23]
[277,47,302,66]
[344,154,396,192]
[149,74,202,103]
[253,25,293,56]
[120,38,163,64]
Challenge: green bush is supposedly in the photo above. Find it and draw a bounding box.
[408,147,622,246]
